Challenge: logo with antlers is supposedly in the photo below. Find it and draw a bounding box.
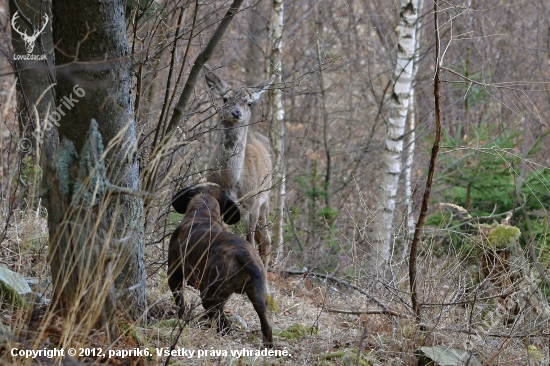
[11,11,48,54]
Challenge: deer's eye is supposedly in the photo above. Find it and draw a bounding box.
[247,101,253,107]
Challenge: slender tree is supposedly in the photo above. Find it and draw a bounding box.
[372,0,420,274]
[402,0,425,261]
[268,0,285,262]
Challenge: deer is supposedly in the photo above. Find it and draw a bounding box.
[205,66,274,268]
[11,11,49,54]
[168,183,273,347]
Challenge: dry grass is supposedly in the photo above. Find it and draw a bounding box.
[1,205,549,365]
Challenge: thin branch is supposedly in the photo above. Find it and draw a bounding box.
[409,0,443,325]
[164,0,245,137]
[275,269,403,315]
[325,308,406,317]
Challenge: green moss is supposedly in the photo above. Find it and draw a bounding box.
[55,138,78,196]
[0,282,28,309]
[155,319,180,328]
[527,345,543,362]
[266,294,278,313]
[275,323,317,340]
[487,225,521,248]
[72,119,107,208]
[322,348,372,366]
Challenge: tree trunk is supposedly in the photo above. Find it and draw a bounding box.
[246,4,266,124]
[402,0,424,263]
[372,0,419,275]
[48,0,146,329]
[268,0,285,262]
[313,0,332,211]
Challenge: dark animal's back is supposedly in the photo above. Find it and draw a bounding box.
[203,232,266,292]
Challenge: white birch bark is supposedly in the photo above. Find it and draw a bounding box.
[372,0,419,273]
[268,0,286,262]
[402,85,417,259]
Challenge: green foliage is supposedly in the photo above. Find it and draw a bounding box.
[437,123,521,216]
[294,162,341,268]
[431,120,550,254]
[450,56,491,106]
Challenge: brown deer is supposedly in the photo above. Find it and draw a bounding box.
[205,66,273,268]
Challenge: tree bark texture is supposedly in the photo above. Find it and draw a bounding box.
[268,0,285,262]
[246,4,267,125]
[49,0,146,322]
[372,0,419,273]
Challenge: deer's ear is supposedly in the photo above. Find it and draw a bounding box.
[172,187,197,214]
[205,65,229,96]
[220,191,241,225]
[250,76,275,101]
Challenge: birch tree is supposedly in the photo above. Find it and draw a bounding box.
[268,0,285,261]
[372,0,420,273]
[402,0,424,261]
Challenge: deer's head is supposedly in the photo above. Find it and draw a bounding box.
[205,66,274,126]
[11,11,49,54]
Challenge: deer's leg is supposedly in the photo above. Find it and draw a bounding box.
[246,208,259,248]
[255,202,272,268]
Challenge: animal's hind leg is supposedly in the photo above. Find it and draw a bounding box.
[167,260,185,317]
[255,202,272,268]
[245,281,273,348]
[201,285,232,335]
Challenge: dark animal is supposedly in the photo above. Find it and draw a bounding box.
[168,183,273,347]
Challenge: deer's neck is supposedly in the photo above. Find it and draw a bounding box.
[217,121,248,183]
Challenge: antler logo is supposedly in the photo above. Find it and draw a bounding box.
[11,11,49,54]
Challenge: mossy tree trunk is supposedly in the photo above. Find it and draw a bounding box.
[46,0,147,332]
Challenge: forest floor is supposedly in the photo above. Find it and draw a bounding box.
[1,206,549,365]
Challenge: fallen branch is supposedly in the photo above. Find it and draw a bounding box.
[420,289,517,307]
[325,308,406,317]
[275,269,403,315]
[418,323,550,339]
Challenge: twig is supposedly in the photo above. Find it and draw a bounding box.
[418,324,550,339]
[421,289,516,307]
[275,269,403,315]
[165,0,245,137]
[325,308,406,317]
